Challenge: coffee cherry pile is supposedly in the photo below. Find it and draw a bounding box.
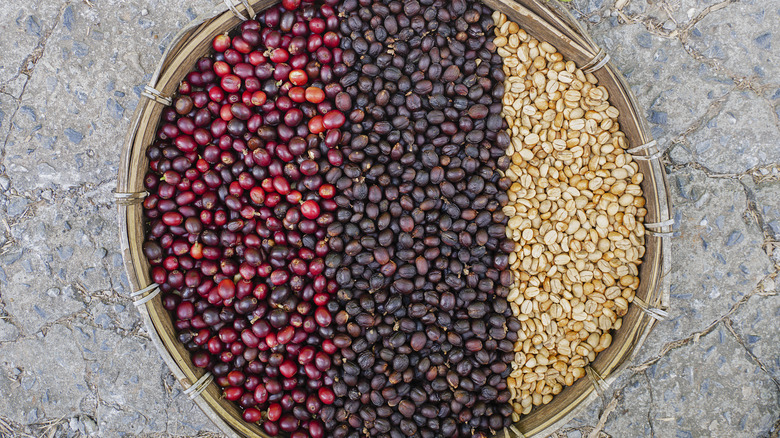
[321,0,519,437]
[143,0,524,437]
[142,1,350,436]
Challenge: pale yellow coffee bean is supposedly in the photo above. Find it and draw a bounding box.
[495,12,645,413]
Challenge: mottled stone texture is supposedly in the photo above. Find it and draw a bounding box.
[0,0,778,437]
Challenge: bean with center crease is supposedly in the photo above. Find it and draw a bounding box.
[493,11,647,420]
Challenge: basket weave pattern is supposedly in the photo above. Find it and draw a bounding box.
[116,1,672,436]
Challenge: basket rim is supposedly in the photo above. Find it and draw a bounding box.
[116,1,672,437]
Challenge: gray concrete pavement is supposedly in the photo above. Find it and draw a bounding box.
[0,0,777,437]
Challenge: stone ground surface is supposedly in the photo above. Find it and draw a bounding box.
[0,0,778,436]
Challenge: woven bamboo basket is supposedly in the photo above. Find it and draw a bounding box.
[116,1,672,437]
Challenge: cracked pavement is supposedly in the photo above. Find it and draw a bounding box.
[0,0,778,437]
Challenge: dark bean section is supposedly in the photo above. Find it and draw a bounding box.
[323,0,518,436]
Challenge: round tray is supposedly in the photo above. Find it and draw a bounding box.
[116,1,672,437]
